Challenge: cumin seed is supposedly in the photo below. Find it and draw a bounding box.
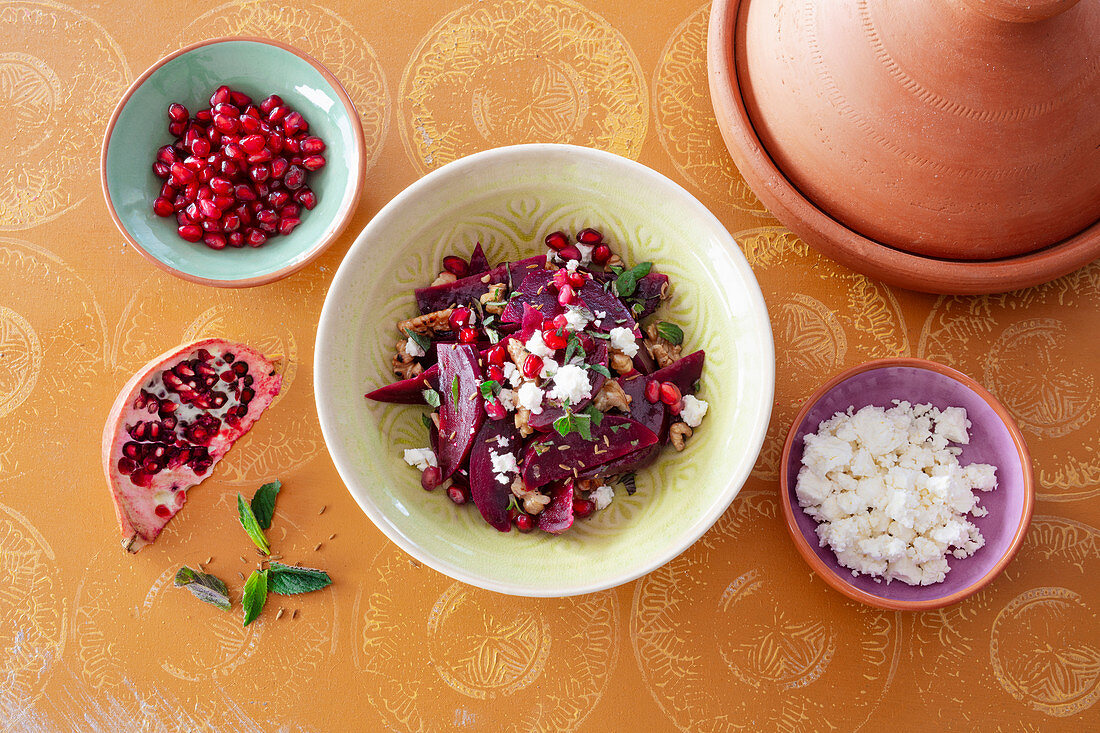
[276,608,284,620]
[314,542,323,551]
[558,463,571,471]
[238,571,245,580]
[329,533,336,540]
[318,505,326,515]
[292,609,299,619]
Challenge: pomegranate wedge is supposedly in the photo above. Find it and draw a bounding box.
[102,339,281,552]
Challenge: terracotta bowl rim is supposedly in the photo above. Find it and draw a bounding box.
[99,35,366,288]
[777,357,1035,611]
[706,0,1100,295]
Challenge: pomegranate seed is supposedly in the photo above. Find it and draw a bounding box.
[206,125,221,144]
[267,133,284,154]
[514,513,534,532]
[239,134,266,154]
[644,379,661,403]
[190,138,211,157]
[447,484,470,505]
[234,183,257,201]
[195,109,213,123]
[249,164,270,182]
[300,136,325,155]
[152,196,174,217]
[552,314,569,330]
[592,244,612,265]
[270,157,289,179]
[213,114,238,134]
[542,327,568,350]
[558,245,581,261]
[577,227,603,245]
[458,326,478,344]
[259,94,283,115]
[223,142,246,161]
[176,210,193,226]
[267,105,289,123]
[209,176,232,195]
[568,271,586,288]
[198,199,220,219]
[278,217,300,236]
[487,344,507,367]
[421,466,442,491]
[212,195,234,210]
[448,306,472,331]
[523,354,544,379]
[280,203,300,219]
[545,231,569,251]
[219,159,240,177]
[208,85,230,107]
[246,228,266,247]
[230,90,252,107]
[203,233,227,250]
[659,381,682,405]
[284,137,301,155]
[167,120,186,137]
[239,114,262,134]
[227,231,245,248]
[442,255,469,278]
[222,213,241,231]
[572,498,596,518]
[488,365,505,382]
[156,145,178,165]
[293,188,317,209]
[557,283,575,306]
[168,162,192,183]
[485,399,507,420]
[268,190,290,209]
[168,103,188,122]
[282,111,308,135]
[213,102,239,118]
[302,155,325,171]
[256,209,278,227]
[184,202,201,221]
[178,225,202,242]
[670,398,684,416]
[283,165,305,189]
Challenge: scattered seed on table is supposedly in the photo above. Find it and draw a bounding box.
[314,543,323,551]
[318,505,326,515]
[205,556,213,565]
[292,609,299,620]
[240,556,247,563]
[237,571,245,580]
[276,608,284,620]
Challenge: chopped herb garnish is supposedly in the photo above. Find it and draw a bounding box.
[422,388,441,408]
[609,423,628,433]
[613,262,652,298]
[420,413,433,433]
[563,333,585,364]
[479,380,501,400]
[591,331,612,340]
[587,363,612,378]
[403,329,431,353]
[451,375,460,403]
[533,443,550,456]
[485,326,501,344]
[692,379,702,394]
[631,302,644,316]
[553,406,594,441]
[506,495,522,513]
[250,480,281,531]
[174,567,231,611]
[582,405,604,426]
[656,322,685,345]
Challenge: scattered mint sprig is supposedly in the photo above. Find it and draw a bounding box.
[237,494,270,554]
[250,480,281,530]
[174,567,231,611]
[242,569,268,627]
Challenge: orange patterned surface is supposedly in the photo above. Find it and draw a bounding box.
[0,1,1097,730]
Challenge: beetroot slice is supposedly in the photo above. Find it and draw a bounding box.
[468,418,523,531]
[577,279,639,335]
[579,374,668,478]
[364,369,439,404]
[632,346,657,375]
[500,269,560,325]
[536,480,575,534]
[469,242,490,275]
[650,350,705,393]
[415,255,545,314]
[436,344,485,479]
[527,341,610,432]
[521,416,658,489]
[634,272,670,320]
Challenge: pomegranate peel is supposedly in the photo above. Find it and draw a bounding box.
[103,338,282,552]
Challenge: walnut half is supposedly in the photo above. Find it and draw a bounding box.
[479,283,508,315]
[398,307,455,337]
[392,339,424,380]
[669,421,693,451]
[593,379,631,412]
[643,323,683,369]
[511,477,550,515]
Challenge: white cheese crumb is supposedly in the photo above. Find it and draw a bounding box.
[609,326,639,357]
[540,357,559,379]
[497,388,517,411]
[490,450,519,478]
[495,435,510,447]
[404,336,426,358]
[594,310,606,319]
[795,402,997,586]
[576,243,593,264]
[590,484,615,510]
[402,448,437,471]
[680,395,708,428]
[565,260,579,273]
[564,305,592,332]
[517,382,544,415]
[502,361,522,387]
[547,364,592,405]
[525,330,555,358]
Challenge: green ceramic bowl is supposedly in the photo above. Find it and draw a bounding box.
[101,37,365,287]
[316,144,775,596]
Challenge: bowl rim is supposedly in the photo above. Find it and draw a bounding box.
[777,357,1035,611]
[706,0,1100,295]
[99,35,366,289]
[315,142,776,597]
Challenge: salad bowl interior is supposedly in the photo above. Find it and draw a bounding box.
[316,144,774,596]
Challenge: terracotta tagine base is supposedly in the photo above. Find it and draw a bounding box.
[707,0,1100,294]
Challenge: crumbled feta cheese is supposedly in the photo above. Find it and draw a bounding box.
[564,305,592,332]
[495,435,510,447]
[594,310,606,319]
[502,361,522,387]
[402,448,437,471]
[609,326,639,357]
[576,243,593,264]
[795,402,997,586]
[547,364,592,404]
[516,382,544,414]
[566,260,579,273]
[405,336,426,358]
[680,395,708,428]
[590,484,615,510]
[497,388,517,411]
[490,450,518,477]
[540,357,559,379]
[525,330,555,358]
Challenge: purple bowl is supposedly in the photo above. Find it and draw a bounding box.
[779,358,1034,610]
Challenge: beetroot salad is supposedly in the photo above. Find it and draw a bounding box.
[365,227,709,535]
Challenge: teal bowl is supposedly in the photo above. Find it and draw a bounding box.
[101,37,365,287]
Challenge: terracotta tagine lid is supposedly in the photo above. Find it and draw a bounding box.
[708,0,1100,292]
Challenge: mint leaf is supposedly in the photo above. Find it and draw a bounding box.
[614,270,637,298]
[553,413,575,438]
[587,363,612,378]
[174,567,230,611]
[479,380,500,400]
[250,480,281,530]
[656,322,684,345]
[451,375,460,404]
[485,327,501,344]
[242,569,268,627]
[631,262,653,278]
[608,265,624,276]
[268,562,333,595]
[403,329,430,353]
[420,413,433,434]
[631,301,645,316]
[582,405,604,426]
[422,388,441,408]
[574,412,593,441]
[237,493,270,554]
[563,333,585,364]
